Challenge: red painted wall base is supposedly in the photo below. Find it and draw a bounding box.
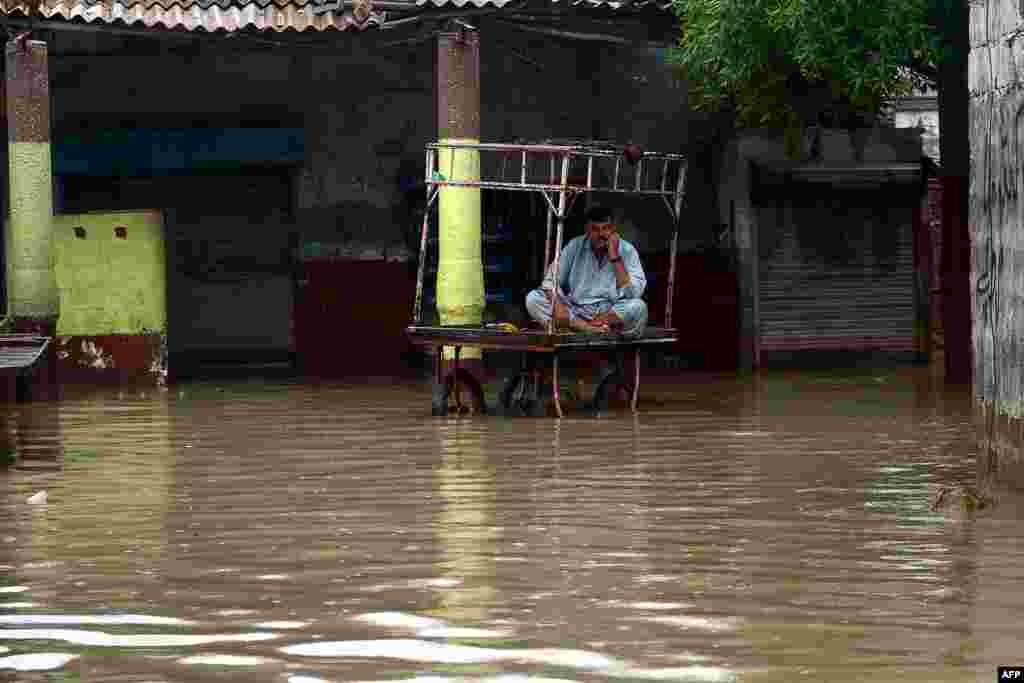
[55,334,164,386]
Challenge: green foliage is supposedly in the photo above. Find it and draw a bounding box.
[668,0,943,132]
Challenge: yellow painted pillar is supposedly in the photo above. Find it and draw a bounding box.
[6,38,58,398]
[436,25,484,365]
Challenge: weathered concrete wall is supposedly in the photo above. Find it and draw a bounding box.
[969,0,1024,415]
[44,28,689,367]
[54,210,166,336]
[719,128,924,369]
[51,210,166,383]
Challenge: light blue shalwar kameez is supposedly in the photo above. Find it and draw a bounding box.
[525,235,648,336]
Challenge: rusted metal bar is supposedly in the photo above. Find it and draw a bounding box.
[434,345,443,384]
[552,353,563,418]
[665,163,687,329]
[412,185,440,325]
[425,179,675,194]
[547,153,570,336]
[631,348,640,413]
[660,194,674,219]
[453,345,462,412]
[543,156,556,271]
[426,140,686,160]
[538,190,558,216]
[543,197,554,277]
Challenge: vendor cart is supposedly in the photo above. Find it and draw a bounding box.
[406,139,687,417]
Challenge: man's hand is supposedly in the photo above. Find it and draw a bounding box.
[607,232,621,260]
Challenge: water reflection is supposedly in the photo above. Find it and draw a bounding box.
[434,420,498,624]
[3,393,173,608]
[0,372,1019,682]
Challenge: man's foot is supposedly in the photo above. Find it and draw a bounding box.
[569,319,610,335]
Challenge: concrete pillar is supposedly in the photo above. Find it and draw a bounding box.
[5,38,58,398]
[436,24,484,372]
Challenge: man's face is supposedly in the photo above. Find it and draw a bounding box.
[587,221,615,253]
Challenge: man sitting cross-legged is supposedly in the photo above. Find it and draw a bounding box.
[525,205,648,336]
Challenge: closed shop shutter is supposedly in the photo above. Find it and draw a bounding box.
[754,174,919,357]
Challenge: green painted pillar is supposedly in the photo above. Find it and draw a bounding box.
[5,38,58,398]
[436,25,484,367]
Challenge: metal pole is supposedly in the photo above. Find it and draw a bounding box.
[453,345,462,412]
[631,347,640,413]
[543,199,554,278]
[413,186,440,325]
[548,153,570,336]
[553,354,564,418]
[543,156,555,272]
[549,153,570,419]
[665,162,687,330]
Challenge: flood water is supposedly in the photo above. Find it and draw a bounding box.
[0,368,1021,683]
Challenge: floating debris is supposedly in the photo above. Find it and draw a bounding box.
[930,485,996,513]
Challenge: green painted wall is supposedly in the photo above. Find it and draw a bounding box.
[53,210,166,336]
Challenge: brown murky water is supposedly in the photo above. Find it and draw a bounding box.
[0,369,1021,682]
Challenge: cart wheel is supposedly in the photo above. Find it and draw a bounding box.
[522,396,546,417]
[591,370,631,413]
[498,375,519,415]
[454,368,488,415]
[499,374,528,416]
[431,379,450,416]
[524,374,550,417]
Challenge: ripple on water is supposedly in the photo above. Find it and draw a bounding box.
[0,629,278,647]
[0,653,78,671]
[0,373,1014,682]
[0,614,195,626]
[280,640,621,671]
[179,654,279,666]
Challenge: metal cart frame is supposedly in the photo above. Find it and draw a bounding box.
[406,139,687,417]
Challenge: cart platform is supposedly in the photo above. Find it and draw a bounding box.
[408,325,678,417]
[406,324,678,352]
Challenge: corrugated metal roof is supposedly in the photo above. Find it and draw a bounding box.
[412,0,670,10]
[0,0,669,33]
[1,0,384,32]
